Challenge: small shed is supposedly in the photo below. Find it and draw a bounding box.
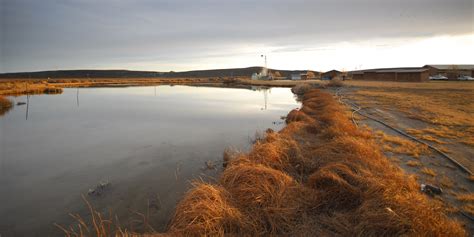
[291,74,301,80]
[322,70,341,80]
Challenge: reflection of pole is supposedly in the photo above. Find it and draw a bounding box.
[76,88,80,107]
[263,89,268,110]
[25,82,29,120]
[26,94,29,120]
[154,86,156,96]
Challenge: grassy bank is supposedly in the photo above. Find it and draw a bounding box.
[0,78,225,96]
[59,88,465,236]
[166,89,464,236]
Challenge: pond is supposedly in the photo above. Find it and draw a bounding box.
[0,85,299,236]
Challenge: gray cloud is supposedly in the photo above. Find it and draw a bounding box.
[1,0,472,72]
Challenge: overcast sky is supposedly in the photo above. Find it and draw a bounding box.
[1,0,473,73]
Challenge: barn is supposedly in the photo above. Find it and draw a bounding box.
[423,65,474,80]
[350,68,429,82]
[322,70,341,80]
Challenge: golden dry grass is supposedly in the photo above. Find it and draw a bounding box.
[374,130,430,158]
[456,194,474,216]
[62,89,466,236]
[0,95,13,116]
[236,79,323,87]
[406,160,422,167]
[0,78,219,96]
[421,167,437,177]
[166,89,466,236]
[439,176,455,189]
[349,84,474,150]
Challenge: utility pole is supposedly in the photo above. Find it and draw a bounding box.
[261,55,267,69]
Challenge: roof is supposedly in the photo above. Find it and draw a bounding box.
[424,65,474,70]
[324,70,341,73]
[349,67,427,74]
[376,69,428,73]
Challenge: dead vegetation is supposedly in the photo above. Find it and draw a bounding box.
[327,78,344,87]
[0,78,220,96]
[421,167,437,177]
[60,89,466,236]
[349,85,474,149]
[374,130,430,158]
[456,194,474,216]
[0,95,13,116]
[167,89,465,236]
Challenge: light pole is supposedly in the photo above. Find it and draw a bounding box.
[261,55,267,69]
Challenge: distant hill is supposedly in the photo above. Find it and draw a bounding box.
[0,67,320,79]
[0,70,161,79]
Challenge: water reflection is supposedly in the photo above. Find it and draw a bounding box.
[0,85,299,236]
[76,88,80,107]
[25,93,29,120]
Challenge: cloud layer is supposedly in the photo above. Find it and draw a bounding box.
[1,0,472,72]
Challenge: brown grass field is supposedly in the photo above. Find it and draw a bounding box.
[0,78,226,96]
[344,80,474,170]
[58,89,466,236]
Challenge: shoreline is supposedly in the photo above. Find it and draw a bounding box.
[2,79,471,235]
[55,86,466,236]
[0,78,326,96]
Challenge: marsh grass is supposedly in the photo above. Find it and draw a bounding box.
[166,89,465,236]
[62,89,466,236]
[0,95,13,116]
[0,78,218,96]
[421,167,437,177]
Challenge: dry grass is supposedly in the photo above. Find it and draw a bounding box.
[63,89,466,236]
[349,85,474,150]
[166,89,466,236]
[327,78,344,87]
[374,130,430,158]
[169,182,253,236]
[406,160,422,167]
[0,78,219,96]
[0,95,13,116]
[456,193,474,203]
[291,83,317,95]
[439,176,455,189]
[345,80,474,90]
[420,167,437,177]
[236,79,323,87]
[456,194,474,216]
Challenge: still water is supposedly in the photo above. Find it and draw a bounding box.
[0,85,299,236]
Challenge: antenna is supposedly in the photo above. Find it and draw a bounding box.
[261,55,267,69]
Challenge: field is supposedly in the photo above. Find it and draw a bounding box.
[340,80,474,224]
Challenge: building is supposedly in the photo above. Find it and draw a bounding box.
[423,65,474,80]
[322,70,341,80]
[350,68,429,82]
[291,73,302,80]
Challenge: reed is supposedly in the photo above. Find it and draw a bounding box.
[0,95,13,116]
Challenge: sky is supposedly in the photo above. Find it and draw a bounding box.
[1,0,473,73]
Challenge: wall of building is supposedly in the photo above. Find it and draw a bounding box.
[352,74,364,80]
[351,71,428,82]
